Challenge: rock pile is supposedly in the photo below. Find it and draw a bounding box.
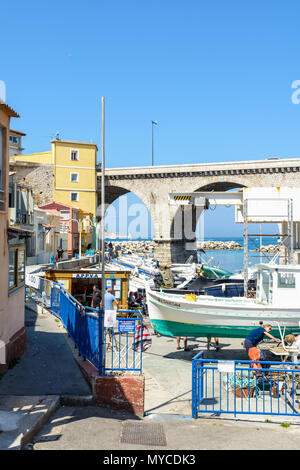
[253,244,280,253]
[197,241,242,250]
[109,240,155,255]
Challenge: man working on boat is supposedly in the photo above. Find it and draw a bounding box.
[244,324,281,361]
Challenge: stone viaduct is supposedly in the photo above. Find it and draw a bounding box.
[97,158,300,265]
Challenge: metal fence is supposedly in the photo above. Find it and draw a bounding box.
[192,351,300,418]
[51,285,102,370]
[25,272,52,307]
[103,315,144,375]
[25,273,145,375]
[50,283,143,375]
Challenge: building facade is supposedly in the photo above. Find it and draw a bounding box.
[38,201,93,259]
[0,100,27,371]
[11,139,97,217]
[9,129,26,158]
[26,208,61,266]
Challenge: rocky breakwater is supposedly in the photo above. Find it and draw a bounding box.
[197,240,242,250]
[253,244,280,254]
[110,240,156,255]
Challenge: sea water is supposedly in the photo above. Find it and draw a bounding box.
[197,236,279,274]
[106,236,279,275]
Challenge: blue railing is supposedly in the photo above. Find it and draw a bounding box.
[51,285,102,370]
[50,284,143,375]
[103,315,144,375]
[192,351,300,418]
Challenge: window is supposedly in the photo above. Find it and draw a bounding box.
[278,273,295,289]
[70,192,79,202]
[70,172,79,182]
[8,247,25,292]
[9,135,19,144]
[60,210,70,220]
[38,230,45,251]
[70,150,79,161]
[8,249,17,290]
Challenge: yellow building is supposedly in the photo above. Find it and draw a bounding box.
[12,139,98,217]
[12,150,52,164]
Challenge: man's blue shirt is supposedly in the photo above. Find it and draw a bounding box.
[105,292,117,310]
[245,327,265,346]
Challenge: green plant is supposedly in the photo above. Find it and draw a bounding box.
[280,423,290,428]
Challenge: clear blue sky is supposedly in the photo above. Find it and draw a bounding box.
[2,0,299,237]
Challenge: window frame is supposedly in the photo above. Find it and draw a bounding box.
[70,172,79,183]
[70,192,79,202]
[70,149,79,161]
[277,272,296,289]
[8,246,25,293]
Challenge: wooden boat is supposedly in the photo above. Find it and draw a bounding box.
[146,264,300,339]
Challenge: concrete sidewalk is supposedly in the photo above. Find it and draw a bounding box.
[0,307,91,396]
[31,404,300,450]
[2,306,300,450]
[0,395,60,450]
[0,306,91,449]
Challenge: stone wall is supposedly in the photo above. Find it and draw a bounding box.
[0,327,27,374]
[78,359,145,417]
[10,162,54,207]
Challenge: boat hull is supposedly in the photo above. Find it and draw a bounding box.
[146,288,300,339]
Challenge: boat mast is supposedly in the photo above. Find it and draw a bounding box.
[243,199,248,298]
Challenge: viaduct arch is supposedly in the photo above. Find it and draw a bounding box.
[97,158,300,264]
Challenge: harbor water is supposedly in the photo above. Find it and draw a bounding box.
[107,236,279,273]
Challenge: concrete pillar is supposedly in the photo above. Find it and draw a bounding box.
[151,199,204,266]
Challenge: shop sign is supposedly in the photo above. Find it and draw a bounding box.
[118,320,136,333]
[72,273,101,279]
[25,274,41,290]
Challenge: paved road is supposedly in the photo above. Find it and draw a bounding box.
[0,308,91,396]
[32,405,300,450]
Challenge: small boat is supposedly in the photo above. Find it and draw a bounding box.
[146,263,300,339]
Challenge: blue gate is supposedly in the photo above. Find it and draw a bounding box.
[192,351,300,418]
[50,284,144,375]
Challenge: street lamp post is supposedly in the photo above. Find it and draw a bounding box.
[152,120,158,166]
[100,96,105,376]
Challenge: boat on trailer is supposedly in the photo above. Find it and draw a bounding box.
[146,264,300,339]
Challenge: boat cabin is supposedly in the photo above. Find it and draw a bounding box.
[256,264,300,307]
[44,266,131,309]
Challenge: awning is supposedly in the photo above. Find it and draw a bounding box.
[39,224,56,229]
[8,226,33,239]
[0,100,19,118]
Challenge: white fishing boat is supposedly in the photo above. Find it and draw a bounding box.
[146,263,300,339]
[114,254,157,275]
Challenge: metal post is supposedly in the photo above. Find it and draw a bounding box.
[152,122,154,166]
[260,223,262,265]
[99,96,106,375]
[78,220,82,258]
[288,199,294,264]
[243,199,248,297]
[152,120,158,166]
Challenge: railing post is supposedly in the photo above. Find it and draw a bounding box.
[98,309,105,376]
[192,357,197,419]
